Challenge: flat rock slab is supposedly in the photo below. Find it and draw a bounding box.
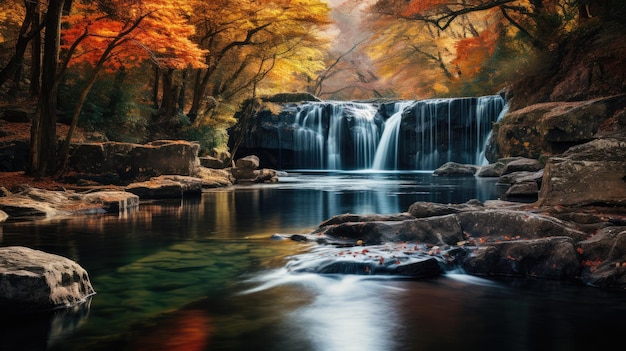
[0,246,95,313]
[125,175,203,199]
[0,187,139,220]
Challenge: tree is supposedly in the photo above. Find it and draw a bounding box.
[29,0,65,177]
[0,0,45,99]
[187,0,331,124]
[56,0,207,171]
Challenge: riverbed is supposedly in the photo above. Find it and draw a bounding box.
[1,172,624,351]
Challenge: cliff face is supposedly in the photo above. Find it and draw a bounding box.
[508,20,626,111]
[489,19,626,161]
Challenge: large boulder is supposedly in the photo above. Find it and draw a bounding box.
[487,95,626,161]
[538,138,626,206]
[68,140,201,184]
[0,246,95,313]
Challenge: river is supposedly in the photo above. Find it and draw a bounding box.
[1,172,624,351]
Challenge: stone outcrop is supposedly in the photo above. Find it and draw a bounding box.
[67,140,201,184]
[487,94,626,162]
[0,246,95,313]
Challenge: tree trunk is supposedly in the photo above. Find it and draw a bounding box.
[0,0,40,89]
[188,69,211,122]
[28,0,65,177]
[225,85,259,167]
[159,68,176,117]
[57,71,100,173]
[30,4,42,97]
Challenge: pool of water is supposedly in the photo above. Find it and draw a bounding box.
[1,172,624,351]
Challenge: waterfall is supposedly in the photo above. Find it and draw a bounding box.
[479,102,509,165]
[403,95,505,170]
[371,101,414,170]
[289,95,505,171]
[294,102,381,170]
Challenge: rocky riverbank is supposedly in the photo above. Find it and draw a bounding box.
[2,91,626,315]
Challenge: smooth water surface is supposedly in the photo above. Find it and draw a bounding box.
[1,172,624,351]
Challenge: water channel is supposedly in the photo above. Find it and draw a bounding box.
[1,172,624,351]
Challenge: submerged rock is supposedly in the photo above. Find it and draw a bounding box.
[0,246,95,314]
[433,162,478,176]
[286,244,445,278]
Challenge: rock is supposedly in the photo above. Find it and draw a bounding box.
[477,162,506,177]
[501,169,544,200]
[456,209,587,242]
[433,162,478,176]
[196,167,234,188]
[487,95,626,161]
[235,155,260,169]
[312,214,466,246]
[538,138,626,206]
[199,155,223,169]
[407,200,483,218]
[68,140,201,183]
[319,212,414,226]
[125,175,203,199]
[461,236,580,279]
[0,187,139,219]
[502,157,543,174]
[285,244,444,278]
[230,155,283,184]
[79,191,140,212]
[0,246,95,313]
[504,181,539,198]
[497,171,536,185]
[580,230,626,289]
[578,227,626,263]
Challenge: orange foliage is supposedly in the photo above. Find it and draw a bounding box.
[452,28,498,78]
[62,0,207,72]
[402,0,446,17]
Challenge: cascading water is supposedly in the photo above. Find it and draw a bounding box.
[294,102,381,170]
[403,95,506,170]
[289,95,505,171]
[479,102,509,165]
[371,101,414,170]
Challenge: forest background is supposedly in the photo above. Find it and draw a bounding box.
[0,0,624,177]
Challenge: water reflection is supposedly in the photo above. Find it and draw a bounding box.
[3,173,622,351]
[241,270,404,351]
[0,297,92,351]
